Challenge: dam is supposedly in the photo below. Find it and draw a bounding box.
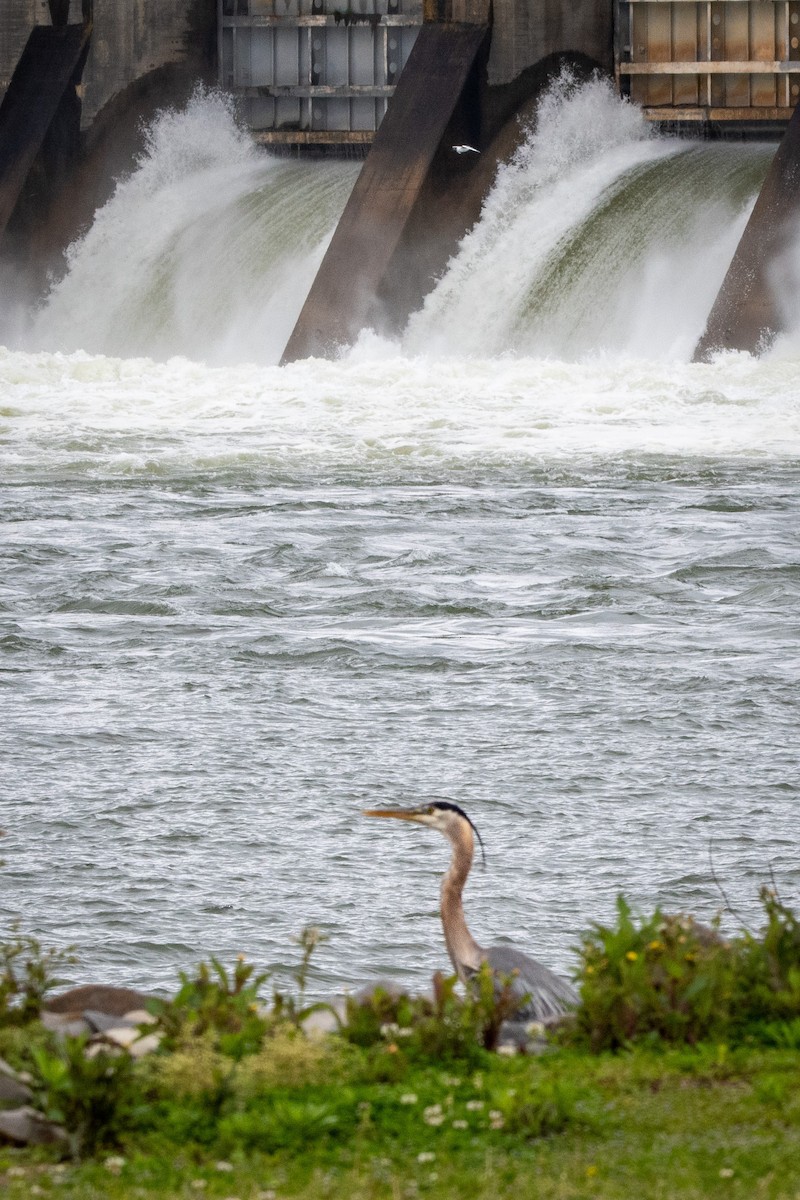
[2,0,800,358]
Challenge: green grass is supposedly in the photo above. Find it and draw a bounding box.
[3,1043,800,1200]
[4,899,800,1200]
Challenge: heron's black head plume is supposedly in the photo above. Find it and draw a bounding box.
[429,801,487,868]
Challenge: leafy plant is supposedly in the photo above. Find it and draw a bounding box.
[217,1094,350,1152]
[343,964,525,1065]
[29,1035,138,1159]
[571,889,800,1051]
[147,955,270,1059]
[0,922,77,1024]
[271,926,336,1029]
[730,888,800,1033]
[572,896,735,1050]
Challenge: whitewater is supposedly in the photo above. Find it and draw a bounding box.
[1,78,799,998]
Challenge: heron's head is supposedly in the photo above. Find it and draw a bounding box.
[363,801,485,863]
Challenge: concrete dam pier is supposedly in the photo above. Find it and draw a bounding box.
[282,0,614,360]
[2,0,800,358]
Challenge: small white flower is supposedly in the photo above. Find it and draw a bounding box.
[489,1109,505,1130]
[466,1099,484,1111]
[380,1022,401,1038]
[215,1161,234,1172]
[497,1043,516,1056]
[104,1156,126,1175]
[719,1168,735,1179]
[417,1152,436,1164]
[399,1093,418,1105]
[190,1182,207,1191]
[452,1119,468,1129]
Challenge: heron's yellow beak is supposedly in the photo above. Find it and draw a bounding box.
[363,808,427,822]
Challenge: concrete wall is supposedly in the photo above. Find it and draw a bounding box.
[1,1,215,125]
[3,0,613,127]
[488,0,614,85]
[0,0,49,99]
[82,0,214,123]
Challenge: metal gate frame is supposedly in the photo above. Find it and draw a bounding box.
[218,0,423,143]
[616,0,800,121]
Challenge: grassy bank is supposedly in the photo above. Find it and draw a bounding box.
[2,1042,800,1199]
[2,894,800,1199]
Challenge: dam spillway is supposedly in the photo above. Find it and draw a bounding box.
[18,83,780,365]
[3,1,800,357]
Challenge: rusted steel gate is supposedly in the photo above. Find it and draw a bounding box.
[616,0,800,121]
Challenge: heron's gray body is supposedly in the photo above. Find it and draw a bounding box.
[481,945,578,1023]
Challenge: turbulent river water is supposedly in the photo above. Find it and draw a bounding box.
[1,79,799,998]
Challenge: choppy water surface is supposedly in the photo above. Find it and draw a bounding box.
[1,83,799,999]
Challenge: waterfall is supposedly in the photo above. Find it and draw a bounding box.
[30,91,360,365]
[19,79,783,366]
[404,74,774,362]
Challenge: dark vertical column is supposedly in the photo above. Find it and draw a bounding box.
[0,23,91,244]
[693,103,800,360]
[281,21,490,363]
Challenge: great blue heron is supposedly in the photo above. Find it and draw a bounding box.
[363,801,578,1023]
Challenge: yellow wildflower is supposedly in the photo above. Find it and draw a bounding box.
[625,951,638,962]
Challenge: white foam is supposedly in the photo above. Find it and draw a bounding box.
[28,90,359,365]
[404,73,773,362]
[2,342,800,481]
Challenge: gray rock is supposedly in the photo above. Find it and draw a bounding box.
[300,1001,345,1039]
[98,1027,160,1056]
[0,1057,32,1087]
[354,980,411,1004]
[40,1012,90,1037]
[0,1106,66,1146]
[45,984,155,1017]
[84,1009,137,1034]
[0,1074,32,1105]
[122,1008,157,1026]
[0,1056,18,1079]
[87,1027,162,1058]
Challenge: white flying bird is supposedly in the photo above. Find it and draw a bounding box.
[452,144,479,155]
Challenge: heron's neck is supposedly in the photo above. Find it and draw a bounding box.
[440,828,483,980]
